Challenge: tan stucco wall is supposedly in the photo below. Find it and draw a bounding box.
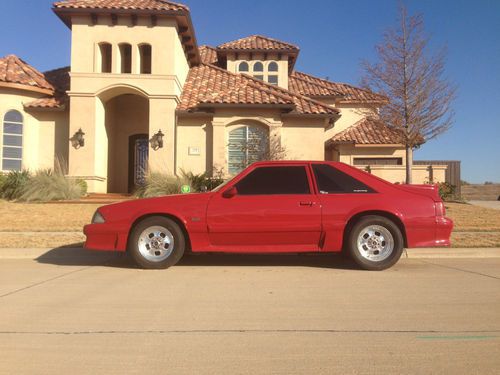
[281,117,326,161]
[31,111,69,170]
[366,165,446,184]
[176,110,328,176]
[335,144,407,165]
[325,104,377,140]
[70,14,189,82]
[67,14,189,192]
[176,115,213,176]
[0,88,69,172]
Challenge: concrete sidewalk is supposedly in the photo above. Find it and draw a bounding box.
[0,247,499,260]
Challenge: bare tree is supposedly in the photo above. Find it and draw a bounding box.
[361,5,456,183]
[228,130,287,173]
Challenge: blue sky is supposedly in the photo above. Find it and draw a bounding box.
[1,0,499,183]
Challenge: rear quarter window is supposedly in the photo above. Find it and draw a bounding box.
[312,164,375,194]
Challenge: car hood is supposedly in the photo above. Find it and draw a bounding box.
[97,193,215,222]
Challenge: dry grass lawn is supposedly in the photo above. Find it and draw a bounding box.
[0,200,499,248]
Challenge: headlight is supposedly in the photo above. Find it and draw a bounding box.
[92,211,105,224]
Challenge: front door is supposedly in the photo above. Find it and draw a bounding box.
[206,164,322,252]
[128,134,149,193]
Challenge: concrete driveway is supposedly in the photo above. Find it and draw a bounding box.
[0,250,499,374]
[469,200,500,210]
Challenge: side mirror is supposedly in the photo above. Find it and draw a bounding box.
[222,186,238,199]
[200,185,208,193]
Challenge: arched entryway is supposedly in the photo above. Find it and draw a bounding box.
[104,93,149,193]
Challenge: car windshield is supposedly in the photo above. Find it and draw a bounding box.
[211,178,232,192]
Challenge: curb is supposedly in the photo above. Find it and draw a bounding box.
[0,247,499,260]
[404,248,500,259]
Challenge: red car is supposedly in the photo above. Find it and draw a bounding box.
[84,161,453,270]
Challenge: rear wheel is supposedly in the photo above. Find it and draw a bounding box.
[347,215,404,271]
[128,216,185,269]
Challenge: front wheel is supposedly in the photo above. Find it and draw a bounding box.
[128,216,185,269]
[347,215,404,271]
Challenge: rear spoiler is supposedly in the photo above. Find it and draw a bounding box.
[396,184,441,201]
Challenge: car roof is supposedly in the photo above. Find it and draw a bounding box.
[251,160,339,166]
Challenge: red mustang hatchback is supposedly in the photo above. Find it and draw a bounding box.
[84,161,453,270]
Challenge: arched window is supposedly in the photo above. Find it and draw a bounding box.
[252,62,264,81]
[139,44,152,74]
[228,125,268,175]
[119,43,132,74]
[268,62,278,72]
[253,62,264,72]
[238,62,249,72]
[99,42,112,73]
[2,110,23,171]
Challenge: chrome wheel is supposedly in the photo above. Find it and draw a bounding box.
[137,225,175,262]
[356,225,394,262]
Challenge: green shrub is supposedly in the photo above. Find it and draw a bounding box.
[0,173,7,193]
[0,170,31,200]
[19,169,85,202]
[134,172,189,198]
[437,182,456,201]
[77,179,88,196]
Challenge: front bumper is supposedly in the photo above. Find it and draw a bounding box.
[83,222,129,252]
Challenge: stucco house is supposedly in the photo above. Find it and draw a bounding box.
[0,0,445,194]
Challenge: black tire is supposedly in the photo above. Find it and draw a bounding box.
[128,216,185,269]
[347,215,404,271]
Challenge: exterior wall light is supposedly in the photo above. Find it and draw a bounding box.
[149,130,164,151]
[70,128,85,149]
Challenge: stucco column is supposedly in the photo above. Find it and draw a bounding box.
[68,95,107,193]
[148,98,177,175]
[211,120,226,173]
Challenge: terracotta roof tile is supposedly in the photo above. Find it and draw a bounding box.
[331,117,404,145]
[0,55,55,92]
[179,64,339,116]
[44,66,70,92]
[218,35,299,52]
[52,0,188,12]
[199,45,218,65]
[290,71,388,104]
[24,95,69,110]
[24,66,70,110]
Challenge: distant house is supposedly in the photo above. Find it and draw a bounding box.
[0,0,445,193]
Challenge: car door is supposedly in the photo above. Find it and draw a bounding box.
[206,164,322,252]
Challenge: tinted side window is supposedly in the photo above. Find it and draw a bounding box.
[312,164,375,194]
[236,166,310,195]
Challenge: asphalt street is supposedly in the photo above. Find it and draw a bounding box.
[0,250,499,374]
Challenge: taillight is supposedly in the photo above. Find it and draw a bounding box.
[435,202,446,217]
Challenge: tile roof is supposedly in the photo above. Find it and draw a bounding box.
[52,0,189,12]
[178,64,339,116]
[331,117,404,145]
[290,71,388,104]
[0,55,55,93]
[218,35,299,52]
[24,95,69,110]
[24,67,70,110]
[199,45,218,65]
[44,66,71,92]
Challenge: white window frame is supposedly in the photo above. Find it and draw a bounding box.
[2,110,23,172]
